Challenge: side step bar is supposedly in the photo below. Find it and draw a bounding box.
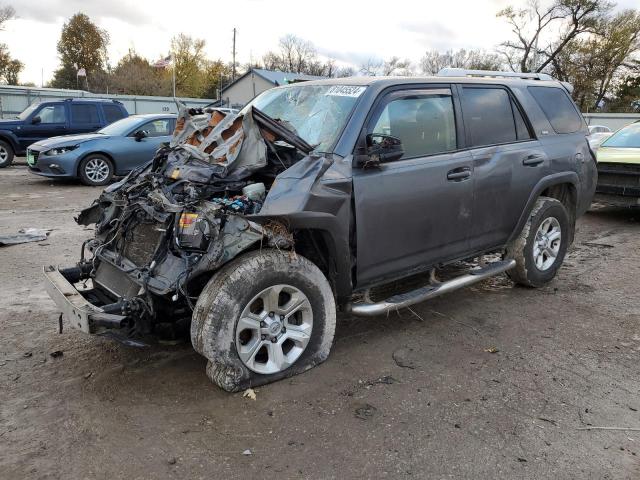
[348,259,516,317]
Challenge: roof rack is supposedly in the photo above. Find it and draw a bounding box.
[436,67,575,94]
[437,67,554,81]
[63,98,123,103]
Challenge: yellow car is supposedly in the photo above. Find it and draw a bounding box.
[595,121,640,207]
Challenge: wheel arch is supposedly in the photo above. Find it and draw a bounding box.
[76,150,115,177]
[508,172,579,245]
[251,212,352,304]
[188,225,349,304]
[0,130,20,153]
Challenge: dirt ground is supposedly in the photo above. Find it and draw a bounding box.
[1,161,639,480]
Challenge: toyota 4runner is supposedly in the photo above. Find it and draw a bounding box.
[43,69,596,392]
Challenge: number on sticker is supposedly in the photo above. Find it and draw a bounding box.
[325,86,366,97]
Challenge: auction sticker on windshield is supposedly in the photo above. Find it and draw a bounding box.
[325,85,366,97]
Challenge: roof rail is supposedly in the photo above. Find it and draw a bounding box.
[437,67,555,81]
[63,97,123,103]
[437,67,574,94]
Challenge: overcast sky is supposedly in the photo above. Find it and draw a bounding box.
[4,0,639,86]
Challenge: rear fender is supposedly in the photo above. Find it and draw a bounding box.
[507,172,579,244]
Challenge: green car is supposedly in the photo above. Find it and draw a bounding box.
[595,121,640,207]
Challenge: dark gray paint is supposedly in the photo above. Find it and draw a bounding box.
[273,76,595,294]
[66,76,596,309]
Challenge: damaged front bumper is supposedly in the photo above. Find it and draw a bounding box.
[43,265,129,334]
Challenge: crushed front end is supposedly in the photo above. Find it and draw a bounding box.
[44,104,311,344]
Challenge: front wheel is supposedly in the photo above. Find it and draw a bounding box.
[505,196,570,287]
[79,154,114,186]
[191,249,336,392]
[0,140,15,168]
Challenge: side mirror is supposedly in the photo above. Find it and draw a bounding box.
[31,116,41,125]
[357,133,404,168]
[134,130,148,141]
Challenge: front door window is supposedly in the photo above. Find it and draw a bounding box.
[371,92,457,159]
[36,105,66,124]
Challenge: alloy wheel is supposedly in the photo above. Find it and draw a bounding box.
[235,284,313,374]
[533,217,561,271]
[84,157,110,183]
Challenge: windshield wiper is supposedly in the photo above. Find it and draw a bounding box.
[251,106,314,154]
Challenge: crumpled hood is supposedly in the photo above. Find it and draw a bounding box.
[31,133,107,150]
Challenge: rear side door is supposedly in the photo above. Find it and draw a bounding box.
[109,118,174,173]
[69,103,102,134]
[458,85,543,252]
[352,87,474,287]
[19,103,68,148]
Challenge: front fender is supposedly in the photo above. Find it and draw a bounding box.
[249,155,354,301]
[0,130,21,152]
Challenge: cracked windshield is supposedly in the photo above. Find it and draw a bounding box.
[250,84,366,152]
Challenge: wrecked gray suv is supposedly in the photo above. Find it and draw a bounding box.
[44,71,596,391]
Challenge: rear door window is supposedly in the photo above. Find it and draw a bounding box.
[528,86,583,134]
[461,87,518,147]
[512,99,532,141]
[103,104,125,124]
[371,90,457,159]
[70,104,100,124]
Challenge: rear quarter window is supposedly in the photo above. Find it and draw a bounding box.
[103,104,126,124]
[528,86,583,134]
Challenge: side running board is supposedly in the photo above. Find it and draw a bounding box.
[348,259,516,317]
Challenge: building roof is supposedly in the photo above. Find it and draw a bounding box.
[221,68,325,93]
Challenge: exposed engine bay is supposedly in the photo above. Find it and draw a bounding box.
[69,103,341,342]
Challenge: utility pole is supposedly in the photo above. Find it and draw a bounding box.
[232,28,237,81]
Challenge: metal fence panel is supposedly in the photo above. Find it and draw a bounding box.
[583,113,640,132]
[0,85,215,118]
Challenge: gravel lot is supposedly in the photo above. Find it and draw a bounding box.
[1,162,639,479]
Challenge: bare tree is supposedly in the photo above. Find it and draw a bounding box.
[359,58,383,76]
[382,57,413,76]
[260,34,339,76]
[0,5,14,30]
[0,5,21,84]
[334,66,356,78]
[266,34,317,73]
[497,0,611,72]
[551,9,640,110]
[360,57,413,76]
[420,49,503,74]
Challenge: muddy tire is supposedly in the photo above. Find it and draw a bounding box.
[79,154,114,186]
[0,140,14,168]
[191,249,336,392]
[505,196,570,287]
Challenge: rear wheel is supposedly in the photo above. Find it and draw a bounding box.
[0,140,15,168]
[191,249,336,392]
[79,154,113,186]
[505,196,570,287]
